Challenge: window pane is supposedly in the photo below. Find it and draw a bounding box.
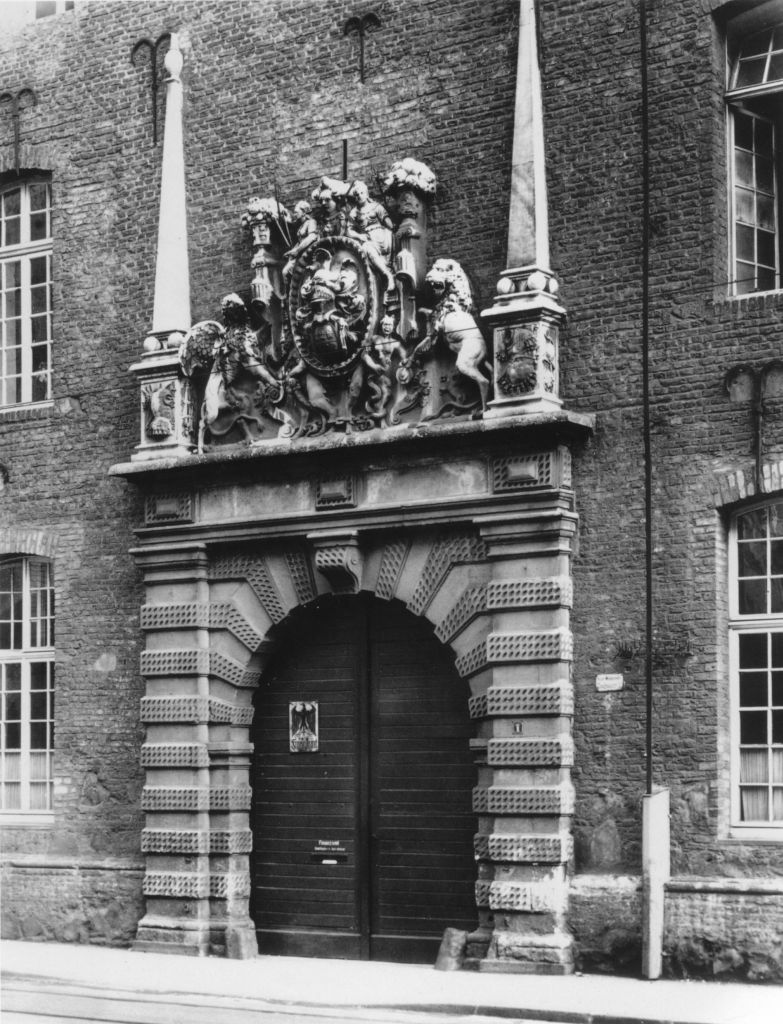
[757,157,775,194]
[30,662,48,688]
[738,508,767,539]
[736,224,755,261]
[758,192,776,231]
[741,630,769,671]
[769,504,783,537]
[29,212,47,242]
[757,229,776,267]
[3,662,21,687]
[31,315,49,342]
[734,112,754,151]
[735,186,755,223]
[736,56,768,88]
[4,691,21,720]
[735,150,754,187]
[757,265,776,291]
[770,51,783,82]
[740,29,772,58]
[3,189,20,217]
[773,710,783,743]
[740,748,768,782]
[740,672,768,706]
[739,540,766,576]
[3,782,21,809]
[741,787,768,820]
[770,578,783,613]
[30,286,48,315]
[29,722,47,750]
[773,788,783,821]
[755,119,774,158]
[739,579,766,614]
[770,632,783,666]
[30,690,47,719]
[29,256,47,287]
[741,710,768,743]
[5,722,20,749]
[4,218,20,247]
[773,750,783,783]
[773,672,783,705]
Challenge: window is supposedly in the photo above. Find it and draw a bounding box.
[0,556,54,815]
[726,6,783,294]
[729,502,783,834]
[1,178,53,407]
[35,1,74,15]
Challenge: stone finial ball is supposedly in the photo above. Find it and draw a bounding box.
[143,335,161,353]
[496,277,515,295]
[547,277,560,295]
[167,331,185,349]
[526,271,548,292]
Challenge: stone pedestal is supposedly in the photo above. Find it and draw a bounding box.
[130,348,194,462]
[481,266,565,417]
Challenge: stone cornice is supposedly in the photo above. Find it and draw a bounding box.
[110,409,595,483]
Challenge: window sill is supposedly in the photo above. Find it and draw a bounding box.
[0,402,54,424]
[714,289,783,311]
[0,811,54,828]
[728,824,783,842]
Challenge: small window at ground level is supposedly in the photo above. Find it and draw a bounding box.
[0,556,54,813]
[726,10,783,295]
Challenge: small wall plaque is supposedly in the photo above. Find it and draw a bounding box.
[289,701,319,752]
[596,674,624,692]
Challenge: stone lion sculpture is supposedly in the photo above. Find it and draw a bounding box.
[408,258,491,411]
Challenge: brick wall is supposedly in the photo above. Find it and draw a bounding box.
[1,0,781,967]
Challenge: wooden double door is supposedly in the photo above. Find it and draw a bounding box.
[249,594,477,962]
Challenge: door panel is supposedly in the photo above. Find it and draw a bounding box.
[251,601,363,957]
[250,595,476,962]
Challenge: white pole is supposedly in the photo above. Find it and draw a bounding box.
[642,788,670,979]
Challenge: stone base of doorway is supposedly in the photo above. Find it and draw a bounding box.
[465,927,575,974]
[133,917,258,959]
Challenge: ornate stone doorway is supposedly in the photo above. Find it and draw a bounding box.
[250,593,477,962]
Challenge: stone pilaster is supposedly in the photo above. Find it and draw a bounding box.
[134,546,213,955]
[453,454,577,973]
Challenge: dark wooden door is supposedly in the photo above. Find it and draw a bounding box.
[249,594,476,962]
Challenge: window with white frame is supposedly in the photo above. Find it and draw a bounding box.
[0,556,54,814]
[0,178,53,407]
[725,5,783,295]
[729,502,783,832]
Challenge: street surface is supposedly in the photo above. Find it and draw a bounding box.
[3,978,575,1024]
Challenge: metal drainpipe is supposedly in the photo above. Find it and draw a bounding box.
[639,0,670,981]
[640,0,653,799]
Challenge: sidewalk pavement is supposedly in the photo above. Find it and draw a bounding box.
[1,939,781,1024]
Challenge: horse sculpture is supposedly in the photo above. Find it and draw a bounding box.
[408,258,491,412]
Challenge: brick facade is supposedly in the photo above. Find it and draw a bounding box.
[1,0,781,978]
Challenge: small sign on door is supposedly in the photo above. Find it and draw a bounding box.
[289,701,319,752]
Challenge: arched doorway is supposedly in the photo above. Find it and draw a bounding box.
[249,593,477,962]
